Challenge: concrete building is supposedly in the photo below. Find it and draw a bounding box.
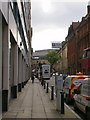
[32,49,55,70]
[62,40,68,75]
[56,41,68,75]
[0,0,32,113]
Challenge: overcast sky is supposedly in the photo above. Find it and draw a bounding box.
[31,0,89,51]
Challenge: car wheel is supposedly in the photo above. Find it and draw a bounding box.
[66,95,70,104]
[86,108,90,120]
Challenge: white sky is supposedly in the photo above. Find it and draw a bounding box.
[31,0,89,51]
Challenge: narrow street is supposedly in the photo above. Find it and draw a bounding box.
[0,1,90,120]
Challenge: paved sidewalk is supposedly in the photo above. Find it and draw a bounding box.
[2,78,81,119]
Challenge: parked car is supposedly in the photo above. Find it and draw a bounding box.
[73,78,90,120]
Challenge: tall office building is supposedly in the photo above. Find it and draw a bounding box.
[0,0,32,113]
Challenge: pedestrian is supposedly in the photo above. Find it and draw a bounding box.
[32,74,34,83]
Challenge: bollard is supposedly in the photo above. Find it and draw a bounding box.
[46,82,49,93]
[40,81,42,85]
[51,85,54,100]
[60,91,64,114]
[40,78,42,85]
[44,81,46,89]
[41,79,43,86]
[41,79,44,86]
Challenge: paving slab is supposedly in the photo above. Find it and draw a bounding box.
[2,78,81,119]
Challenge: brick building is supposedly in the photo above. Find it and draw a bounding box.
[76,3,90,73]
[67,2,90,74]
[66,22,80,74]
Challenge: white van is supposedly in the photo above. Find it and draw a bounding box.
[64,75,89,103]
[42,64,50,80]
[74,78,90,119]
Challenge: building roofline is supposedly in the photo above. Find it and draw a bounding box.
[35,49,58,52]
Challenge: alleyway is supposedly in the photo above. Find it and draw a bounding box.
[2,79,81,119]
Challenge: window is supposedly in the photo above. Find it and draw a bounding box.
[83,51,87,58]
[87,50,90,58]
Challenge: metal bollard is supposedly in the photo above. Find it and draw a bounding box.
[46,82,49,93]
[41,79,44,86]
[40,78,41,84]
[60,91,65,114]
[51,85,54,100]
[44,81,46,89]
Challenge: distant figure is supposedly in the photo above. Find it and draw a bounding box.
[32,74,34,83]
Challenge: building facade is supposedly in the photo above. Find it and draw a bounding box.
[66,3,90,74]
[66,22,80,74]
[76,3,90,73]
[0,0,32,114]
[62,40,68,75]
[32,49,54,70]
[56,41,68,75]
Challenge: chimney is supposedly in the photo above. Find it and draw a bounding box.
[87,1,90,14]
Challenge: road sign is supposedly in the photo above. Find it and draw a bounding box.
[52,42,62,48]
